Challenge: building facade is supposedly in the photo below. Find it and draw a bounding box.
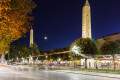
[96,33,120,48]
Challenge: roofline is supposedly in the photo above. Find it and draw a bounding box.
[96,32,120,40]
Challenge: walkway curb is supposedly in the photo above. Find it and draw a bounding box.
[55,70,120,79]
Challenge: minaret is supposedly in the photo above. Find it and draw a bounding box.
[82,0,92,38]
[30,28,34,47]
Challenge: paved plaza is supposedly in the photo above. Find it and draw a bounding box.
[0,65,120,80]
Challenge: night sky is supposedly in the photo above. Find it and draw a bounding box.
[12,0,120,51]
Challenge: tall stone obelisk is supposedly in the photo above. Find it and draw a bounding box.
[82,0,92,38]
[30,28,34,47]
[29,28,34,64]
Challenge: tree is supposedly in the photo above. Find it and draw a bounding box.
[0,40,10,54]
[64,45,70,51]
[70,38,99,68]
[8,44,29,61]
[29,43,40,56]
[100,41,120,69]
[0,0,36,53]
[96,38,105,49]
[7,43,40,62]
[63,53,69,60]
[54,48,64,52]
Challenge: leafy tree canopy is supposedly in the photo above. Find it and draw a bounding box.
[6,43,40,60]
[70,38,99,58]
[8,44,29,60]
[0,0,36,53]
[29,43,40,56]
[100,41,120,55]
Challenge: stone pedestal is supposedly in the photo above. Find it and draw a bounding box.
[0,53,7,64]
[29,55,34,64]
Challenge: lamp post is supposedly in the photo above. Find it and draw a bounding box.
[96,58,98,69]
[12,58,13,65]
[58,58,61,69]
[46,56,48,66]
[36,57,38,64]
[17,57,18,64]
[22,57,25,65]
[46,56,48,60]
[73,56,75,69]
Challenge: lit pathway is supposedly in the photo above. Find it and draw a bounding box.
[0,65,120,80]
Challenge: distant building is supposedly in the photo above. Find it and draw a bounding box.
[96,33,120,48]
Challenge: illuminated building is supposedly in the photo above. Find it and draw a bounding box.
[96,33,120,48]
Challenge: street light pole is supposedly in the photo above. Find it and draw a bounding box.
[46,56,48,66]
[74,56,75,69]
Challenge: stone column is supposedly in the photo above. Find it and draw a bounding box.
[30,28,34,47]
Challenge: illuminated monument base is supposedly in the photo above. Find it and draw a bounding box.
[0,53,7,65]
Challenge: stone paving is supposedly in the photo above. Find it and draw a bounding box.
[0,65,120,80]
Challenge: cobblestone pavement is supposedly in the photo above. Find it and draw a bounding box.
[0,65,120,80]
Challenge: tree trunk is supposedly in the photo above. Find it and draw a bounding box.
[85,57,87,69]
[96,59,98,69]
[113,55,116,70]
[8,52,10,61]
[74,56,75,69]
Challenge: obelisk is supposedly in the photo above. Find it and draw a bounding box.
[30,28,34,47]
[82,0,92,38]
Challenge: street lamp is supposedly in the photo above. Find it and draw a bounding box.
[57,58,61,68]
[58,58,61,61]
[46,56,48,59]
[35,57,38,64]
[22,57,25,65]
[57,58,61,64]
[46,56,48,64]
[17,57,18,64]
[12,58,13,65]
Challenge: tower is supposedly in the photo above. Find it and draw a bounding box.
[30,28,34,47]
[82,0,92,38]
